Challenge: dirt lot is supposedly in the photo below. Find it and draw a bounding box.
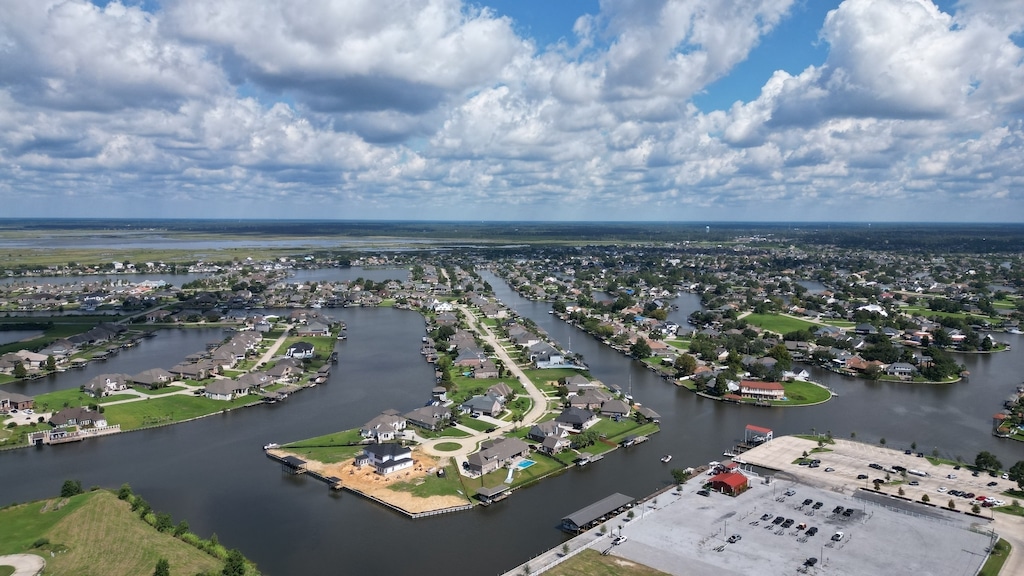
[271,449,470,514]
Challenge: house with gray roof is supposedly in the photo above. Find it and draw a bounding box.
[360,412,407,442]
[461,394,504,417]
[466,437,530,475]
[555,407,599,431]
[50,406,106,428]
[403,405,451,431]
[204,379,253,401]
[355,443,414,475]
[131,368,175,389]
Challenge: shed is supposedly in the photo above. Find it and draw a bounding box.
[560,493,634,532]
[708,471,748,496]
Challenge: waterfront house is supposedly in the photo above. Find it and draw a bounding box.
[403,405,451,431]
[170,360,217,380]
[295,322,330,337]
[0,389,34,411]
[527,421,566,443]
[465,437,530,475]
[569,389,613,411]
[82,373,132,397]
[555,407,599,431]
[360,411,407,443]
[50,407,106,428]
[738,380,785,401]
[886,362,916,379]
[354,443,414,475]
[131,368,175,389]
[599,398,631,418]
[540,434,572,455]
[474,359,499,379]
[461,394,504,417]
[286,342,315,359]
[204,379,252,401]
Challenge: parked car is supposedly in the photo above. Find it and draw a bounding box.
[697,489,710,497]
[782,519,795,528]
[727,534,742,543]
[806,527,818,536]
[987,481,999,487]
[824,467,835,472]
[832,531,844,542]
[857,474,869,480]
[784,489,796,496]
[613,535,628,545]
[802,499,813,506]
[773,516,786,525]
[909,480,919,486]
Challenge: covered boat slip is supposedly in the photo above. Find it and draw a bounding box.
[560,492,635,533]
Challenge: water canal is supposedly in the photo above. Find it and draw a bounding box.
[0,273,1022,575]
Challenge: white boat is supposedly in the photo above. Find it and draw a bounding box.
[263,443,279,450]
[661,454,672,463]
[723,451,737,458]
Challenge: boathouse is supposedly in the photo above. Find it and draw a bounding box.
[560,493,635,533]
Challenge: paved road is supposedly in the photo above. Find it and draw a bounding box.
[0,554,45,576]
[417,304,553,458]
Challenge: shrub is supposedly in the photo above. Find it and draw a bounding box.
[60,479,83,497]
[31,538,50,549]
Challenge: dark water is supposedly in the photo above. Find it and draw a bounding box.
[5,328,226,397]
[286,267,410,284]
[0,329,43,346]
[1,275,1022,575]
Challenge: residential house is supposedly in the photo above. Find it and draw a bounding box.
[82,373,132,397]
[599,399,631,418]
[403,405,451,431]
[50,407,106,428]
[474,359,499,379]
[465,437,530,475]
[739,380,785,400]
[204,379,252,401]
[555,407,599,431]
[354,443,414,475]
[360,411,407,443]
[170,360,218,380]
[461,394,503,417]
[131,368,175,389]
[540,434,572,455]
[295,322,330,337]
[486,382,515,403]
[286,342,315,359]
[886,362,916,379]
[527,421,566,443]
[0,389,34,411]
[569,389,612,411]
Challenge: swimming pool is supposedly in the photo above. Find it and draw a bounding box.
[516,459,536,470]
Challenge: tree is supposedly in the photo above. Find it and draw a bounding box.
[561,543,569,557]
[153,558,170,576]
[629,338,652,359]
[1008,460,1024,490]
[155,512,174,532]
[174,520,190,537]
[45,355,57,372]
[673,353,697,376]
[118,483,132,500]
[221,549,246,576]
[975,451,1002,473]
[879,437,886,446]
[921,494,930,503]
[60,479,83,497]
[13,362,27,379]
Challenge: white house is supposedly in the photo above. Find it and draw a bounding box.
[355,443,414,475]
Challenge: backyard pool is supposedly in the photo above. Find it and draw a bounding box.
[516,459,536,470]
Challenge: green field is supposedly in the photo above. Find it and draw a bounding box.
[744,313,820,334]
[389,463,468,500]
[979,538,1010,576]
[102,394,258,429]
[281,429,365,463]
[0,490,223,576]
[773,380,833,406]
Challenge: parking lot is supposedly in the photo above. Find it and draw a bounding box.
[604,438,994,576]
[740,436,1014,512]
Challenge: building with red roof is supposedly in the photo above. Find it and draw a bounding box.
[708,471,749,496]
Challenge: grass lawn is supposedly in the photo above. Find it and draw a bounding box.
[99,394,138,404]
[33,388,94,412]
[461,452,566,491]
[770,380,832,406]
[102,394,258,430]
[979,538,1011,576]
[0,566,13,576]
[433,442,462,452]
[521,368,591,393]
[458,417,494,432]
[142,385,189,396]
[744,313,819,335]
[0,490,223,576]
[389,463,468,500]
[282,429,366,463]
[589,420,660,447]
[544,549,670,576]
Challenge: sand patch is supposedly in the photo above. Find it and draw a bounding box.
[271,449,471,514]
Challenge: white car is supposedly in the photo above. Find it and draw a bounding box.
[613,535,628,545]
[24,409,34,415]
[1002,473,1009,480]
[937,487,947,493]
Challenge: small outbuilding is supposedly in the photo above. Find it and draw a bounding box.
[708,471,749,496]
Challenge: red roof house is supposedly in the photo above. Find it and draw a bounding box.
[708,471,749,496]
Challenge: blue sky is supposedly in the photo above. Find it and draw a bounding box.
[0,0,1022,222]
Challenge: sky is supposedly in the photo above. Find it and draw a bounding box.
[0,0,1022,222]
